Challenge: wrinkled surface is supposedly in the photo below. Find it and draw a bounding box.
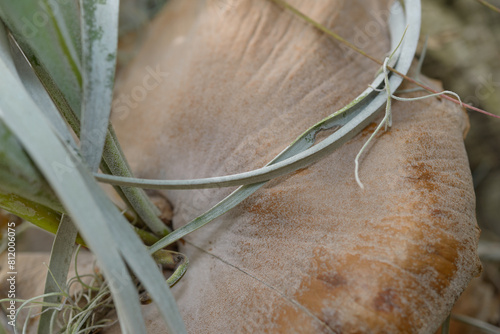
[111,0,481,332]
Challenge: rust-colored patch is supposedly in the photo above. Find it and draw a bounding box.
[373,288,402,313]
[268,249,427,333]
[386,220,459,295]
[244,199,283,219]
[430,209,451,220]
[359,121,398,138]
[405,162,438,193]
[292,167,312,177]
[360,122,379,137]
[242,186,313,223]
[317,272,347,288]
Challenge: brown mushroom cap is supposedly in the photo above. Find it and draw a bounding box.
[111,0,481,332]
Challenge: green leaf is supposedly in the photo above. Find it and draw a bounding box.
[0,119,63,213]
[37,215,78,334]
[0,20,64,213]
[0,23,186,334]
[9,36,77,151]
[0,0,168,236]
[0,0,82,113]
[79,0,119,171]
[0,192,61,235]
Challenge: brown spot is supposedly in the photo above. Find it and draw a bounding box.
[317,272,347,288]
[430,209,443,218]
[292,167,312,177]
[405,162,437,193]
[373,288,401,313]
[244,199,283,219]
[390,226,459,295]
[360,122,379,137]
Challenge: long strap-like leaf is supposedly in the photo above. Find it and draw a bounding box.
[79,0,119,172]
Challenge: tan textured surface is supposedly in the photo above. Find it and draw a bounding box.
[111,0,481,332]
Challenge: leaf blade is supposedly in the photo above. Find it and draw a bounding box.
[79,0,119,171]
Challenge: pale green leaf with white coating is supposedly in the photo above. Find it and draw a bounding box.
[79,0,119,171]
[0,119,62,213]
[0,0,82,112]
[0,23,186,334]
[37,215,78,334]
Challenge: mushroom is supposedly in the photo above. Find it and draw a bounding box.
[110,0,481,332]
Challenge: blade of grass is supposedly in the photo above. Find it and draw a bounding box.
[102,127,168,236]
[4,21,83,334]
[441,314,451,334]
[19,51,169,235]
[0,28,147,334]
[0,27,63,213]
[12,55,168,235]
[58,5,122,323]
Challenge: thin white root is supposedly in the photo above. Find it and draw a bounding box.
[390,90,463,106]
[356,50,464,189]
[355,57,392,189]
[369,87,463,107]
